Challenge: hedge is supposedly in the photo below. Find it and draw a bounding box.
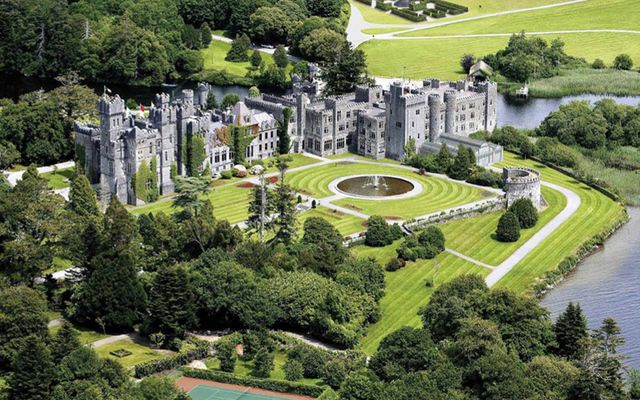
[390,8,426,22]
[354,0,372,5]
[432,0,468,13]
[134,341,210,378]
[181,368,327,398]
[375,1,392,11]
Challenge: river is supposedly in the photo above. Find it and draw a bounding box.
[541,207,640,370]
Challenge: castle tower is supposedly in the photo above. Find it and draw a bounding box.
[444,90,457,135]
[295,93,308,152]
[428,93,440,142]
[195,83,210,109]
[97,95,128,205]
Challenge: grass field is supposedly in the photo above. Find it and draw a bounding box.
[440,186,566,265]
[350,0,412,25]
[42,167,74,189]
[205,350,320,386]
[493,152,626,293]
[361,32,640,80]
[353,242,491,353]
[298,206,366,236]
[528,68,640,97]
[49,323,109,345]
[200,40,293,79]
[95,339,168,369]
[286,162,491,219]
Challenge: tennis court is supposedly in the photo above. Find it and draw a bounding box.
[176,377,315,400]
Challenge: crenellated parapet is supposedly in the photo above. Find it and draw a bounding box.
[503,167,542,209]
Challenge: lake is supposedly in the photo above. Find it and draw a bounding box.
[498,93,640,129]
[541,207,640,370]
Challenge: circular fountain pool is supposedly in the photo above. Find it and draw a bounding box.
[329,175,422,200]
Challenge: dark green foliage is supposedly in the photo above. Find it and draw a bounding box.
[145,264,197,341]
[320,43,370,96]
[250,8,292,45]
[226,34,251,62]
[527,355,580,399]
[50,323,81,363]
[299,217,347,277]
[250,50,263,68]
[460,53,475,73]
[298,28,345,63]
[465,349,530,400]
[0,287,48,369]
[508,198,538,229]
[216,340,237,373]
[337,258,386,301]
[484,32,578,82]
[284,358,304,381]
[365,216,402,247]
[323,359,349,389]
[272,171,297,245]
[133,158,160,202]
[206,92,218,110]
[466,167,503,188]
[305,0,342,17]
[278,108,293,154]
[437,143,453,172]
[183,24,203,49]
[9,336,55,400]
[613,54,633,70]
[587,318,626,396]
[385,257,406,271]
[567,372,602,400]
[496,211,521,242]
[200,23,212,47]
[68,173,99,219]
[251,348,274,378]
[338,370,383,400]
[396,226,445,262]
[448,145,473,180]
[418,226,445,252]
[134,338,210,378]
[273,45,289,68]
[592,58,606,69]
[538,101,608,149]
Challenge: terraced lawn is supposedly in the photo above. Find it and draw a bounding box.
[441,185,566,265]
[493,152,626,294]
[353,241,490,353]
[298,206,366,236]
[95,339,168,369]
[131,183,252,223]
[287,162,492,219]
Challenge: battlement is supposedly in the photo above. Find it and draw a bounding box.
[98,95,125,116]
[503,167,541,184]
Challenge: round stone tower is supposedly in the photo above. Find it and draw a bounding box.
[503,167,542,210]
[428,93,440,142]
[444,90,457,134]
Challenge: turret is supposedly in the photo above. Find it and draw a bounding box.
[428,93,440,142]
[98,95,125,142]
[195,83,210,108]
[444,90,456,135]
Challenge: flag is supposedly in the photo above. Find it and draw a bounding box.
[140,104,145,112]
[103,86,112,94]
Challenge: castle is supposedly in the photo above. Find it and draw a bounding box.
[76,77,502,205]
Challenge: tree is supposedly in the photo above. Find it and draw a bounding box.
[508,198,538,228]
[272,45,289,68]
[222,93,241,109]
[205,92,218,110]
[272,164,297,244]
[250,8,292,45]
[145,264,197,341]
[496,211,520,242]
[527,355,580,399]
[320,43,370,96]
[9,336,55,400]
[592,58,606,69]
[613,54,633,70]
[567,372,602,400]
[247,180,275,235]
[338,370,383,400]
[0,141,19,169]
[586,318,626,396]
[0,287,48,369]
[248,86,260,97]
[50,322,81,363]
[553,302,588,360]
[216,340,237,373]
[298,28,345,63]
[448,146,472,180]
[365,216,401,247]
[226,34,251,62]
[68,173,99,219]
[278,108,293,154]
[418,226,445,252]
[437,144,453,173]
[306,0,342,17]
[519,140,535,158]
[284,358,304,381]
[136,376,190,400]
[460,54,475,73]
[251,347,274,378]
[200,22,212,47]
[250,50,263,68]
[300,217,348,278]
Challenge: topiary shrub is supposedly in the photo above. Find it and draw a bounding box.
[284,358,304,381]
[496,211,521,242]
[508,198,538,228]
[220,170,233,179]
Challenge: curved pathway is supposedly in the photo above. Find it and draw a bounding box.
[484,180,581,287]
[346,0,590,46]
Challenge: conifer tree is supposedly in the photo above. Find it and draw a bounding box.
[496,211,520,242]
[200,22,212,47]
[250,50,263,68]
[591,318,625,396]
[509,198,538,228]
[437,144,453,173]
[50,322,81,363]
[448,145,472,180]
[247,182,275,233]
[278,108,292,154]
[226,34,251,62]
[251,347,274,378]
[68,173,99,219]
[146,264,197,341]
[273,45,288,68]
[554,302,588,360]
[9,335,55,400]
[272,163,296,244]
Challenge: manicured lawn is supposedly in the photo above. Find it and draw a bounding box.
[361,32,640,80]
[493,152,625,294]
[205,350,320,386]
[353,241,491,353]
[132,183,251,223]
[95,339,168,369]
[362,28,411,35]
[399,0,640,36]
[440,185,566,265]
[350,0,412,25]
[49,323,110,345]
[265,153,322,171]
[42,167,74,189]
[298,206,366,237]
[200,39,294,79]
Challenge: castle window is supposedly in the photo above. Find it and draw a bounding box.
[411,121,414,128]
[324,140,332,151]
[396,122,402,128]
[337,111,341,120]
[416,109,420,115]
[346,111,351,118]
[337,138,345,149]
[149,143,153,154]
[165,151,168,161]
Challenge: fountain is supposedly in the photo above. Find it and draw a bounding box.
[336,175,415,198]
